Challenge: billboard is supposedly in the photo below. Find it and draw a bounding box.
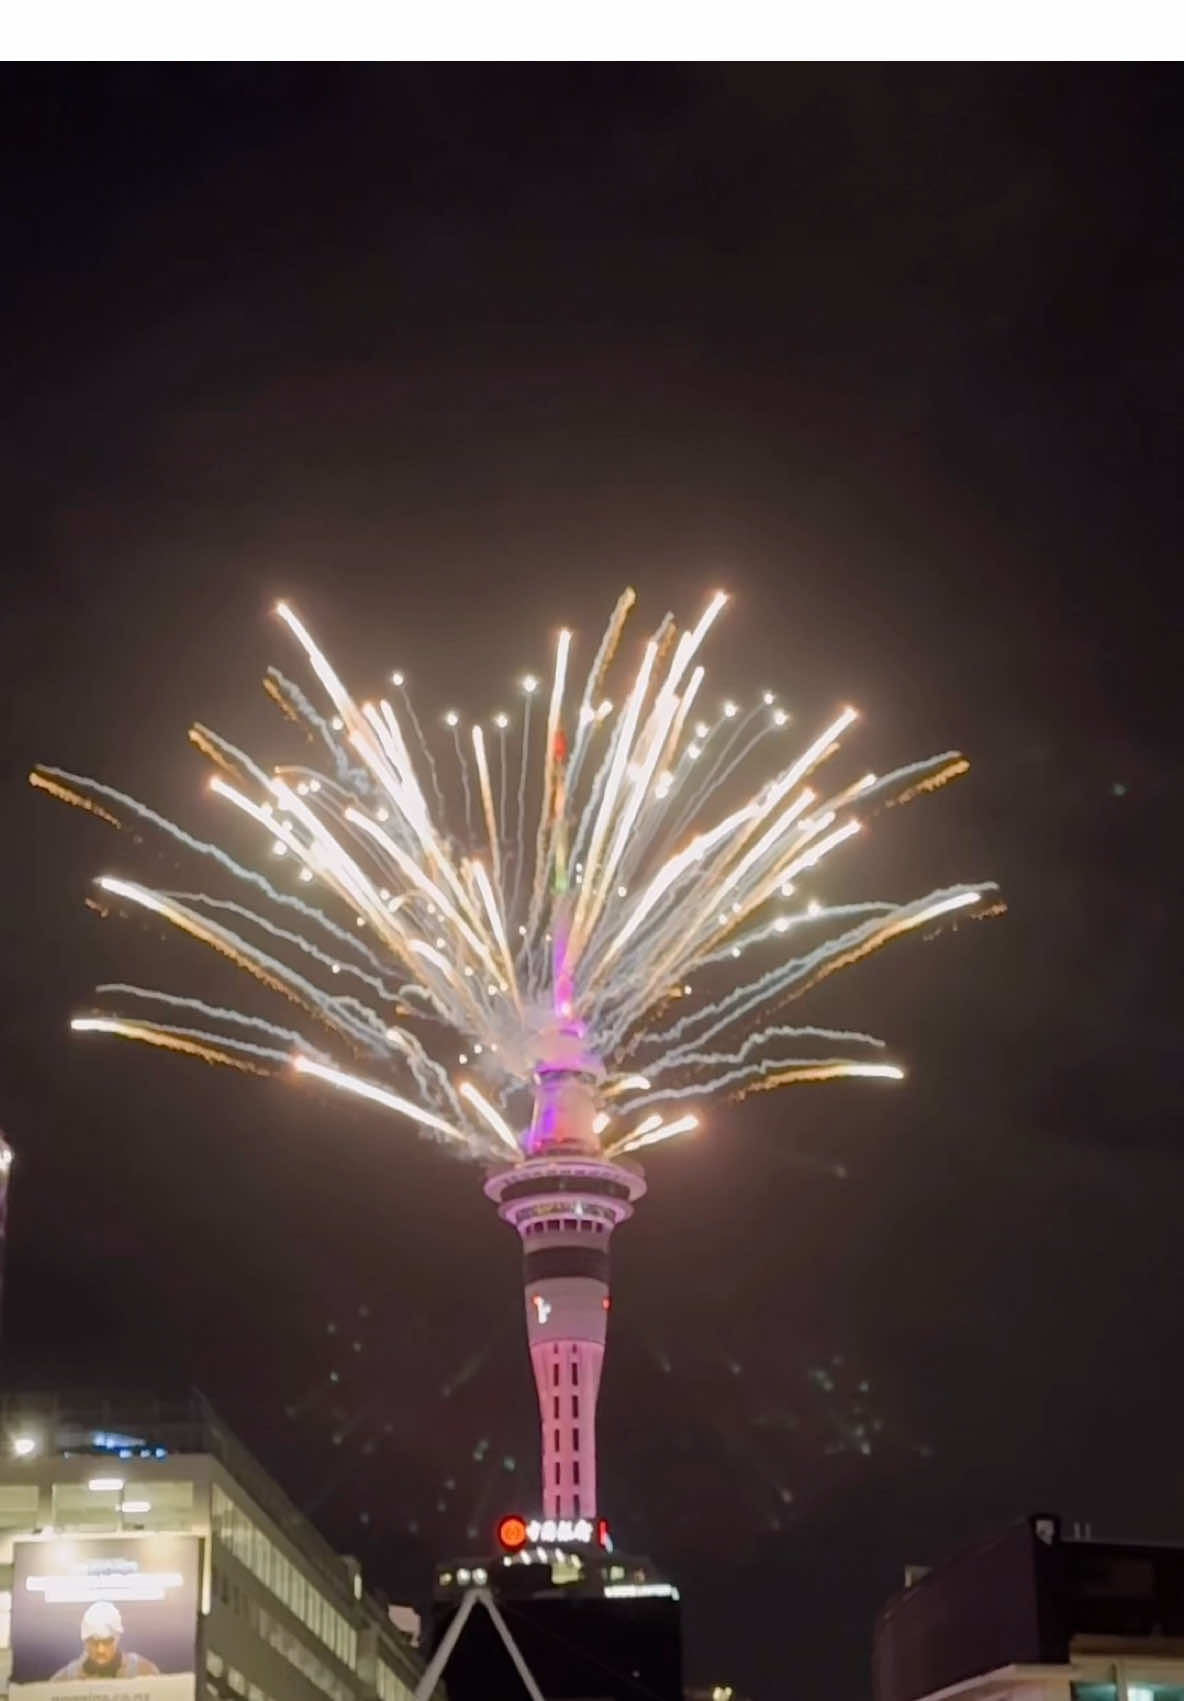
[11,1535,201,1701]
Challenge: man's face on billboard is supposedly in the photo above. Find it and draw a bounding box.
[84,1633,120,1672]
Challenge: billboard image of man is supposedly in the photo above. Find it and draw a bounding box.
[11,1535,200,1700]
[51,1601,161,1681]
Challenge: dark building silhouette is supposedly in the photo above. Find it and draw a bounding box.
[430,1537,682,1700]
[874,1514,1183,1701]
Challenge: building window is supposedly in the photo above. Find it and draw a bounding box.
[0,1485,40,1529]
[572,1461,580,1484]
[553,1428,560,1452]
[571,1361,579,1386]
[250,1601,354,1701]
[553,1397,559,1418]
[572,1429,579,1450]
[552,1361,559,1387]
[554,1463,561,1485]
[378,1663,415,1701]
[571,1396,579,1418]
[211,1484,357,1671]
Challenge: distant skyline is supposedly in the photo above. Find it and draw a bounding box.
[1,65,1179,1699]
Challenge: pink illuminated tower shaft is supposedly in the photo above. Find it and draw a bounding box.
[484,1061,645,1522]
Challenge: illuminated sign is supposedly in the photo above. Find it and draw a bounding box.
[528,1518,591,1545]
[496,1515,528,1552]
[22,1559,185,1603]
[497,1513,612,1550]
[529,1517,606,1546]
[11,1535,201,1701]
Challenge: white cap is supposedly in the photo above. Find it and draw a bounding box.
[81,1602,124,1641]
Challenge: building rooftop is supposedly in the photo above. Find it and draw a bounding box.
[874,1514,1183,1701]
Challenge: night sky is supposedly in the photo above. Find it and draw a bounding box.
[1,67,1180,1701]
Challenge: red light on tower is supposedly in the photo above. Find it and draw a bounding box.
[497,1514,528,1552]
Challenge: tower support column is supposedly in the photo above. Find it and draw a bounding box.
[485,1152,645,1522]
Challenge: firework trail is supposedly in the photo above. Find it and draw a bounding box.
[444,713,475,841]
[509,681,536,922]
[33,588,997,1161]
[390,671,448,824]
[495,714,510,850]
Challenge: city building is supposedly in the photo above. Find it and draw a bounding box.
[0,1391,439,1701]
[874,1513,1183,1701]
[485,1043,647,1526]
[427,1513,683,1699]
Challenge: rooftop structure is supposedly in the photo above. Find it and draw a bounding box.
[425,1517,682,1699]
[874,1513,1183,1701]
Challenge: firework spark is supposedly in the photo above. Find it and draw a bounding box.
[34,589,996,1160]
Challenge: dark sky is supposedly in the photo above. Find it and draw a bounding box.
[0,66,1180,1701]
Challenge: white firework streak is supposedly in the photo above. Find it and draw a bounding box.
[617,1058,906,1112]
[447,718,476,840]
[634,1021,887,1083]
[93,984,314,1049]
[684,904,897,969]
[623,887,987,1068]
[390,672,448,823]
[35,590,998,1161]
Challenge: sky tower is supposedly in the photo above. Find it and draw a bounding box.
[480,734,647,1526]
[485,1041,645,1522]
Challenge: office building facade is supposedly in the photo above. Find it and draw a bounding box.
[0,1392,436,1701]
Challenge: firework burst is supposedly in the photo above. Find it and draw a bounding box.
[33,588,997,1162]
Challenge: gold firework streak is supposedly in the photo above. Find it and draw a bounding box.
[29,771,121,828]
[96,877,322,1017]
[188,727,240,777]
[262,674,304,726]
[884,757,970,807]
[734,1061,905,1098]
[71,1016,270,1075]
